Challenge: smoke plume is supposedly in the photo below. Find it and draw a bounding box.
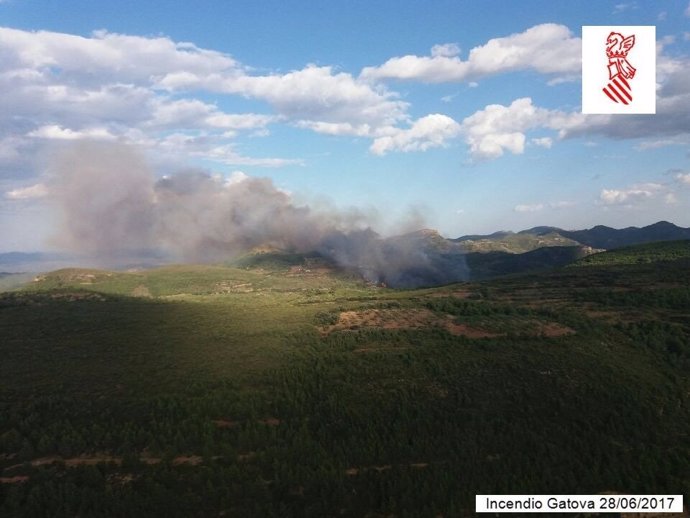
[48,142,468,287]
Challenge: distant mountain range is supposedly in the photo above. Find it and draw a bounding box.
[386,221,690,283]
[2,221,689,287]
[454,221,690,253]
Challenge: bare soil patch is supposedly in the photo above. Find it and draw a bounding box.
[428,289,473,299]
[131,285,152,297]
[0,476,29,484]
[345,462,432,476]
[4,454,208,471]
[321,308,502,339]
[443,320,501,338]
[172,455,203,466]
[213,419,238,429]
[333,308,436,331]
[536,322,575,337]
[257,417,281,426]
[320,308,575,341]
[237,452,256,462]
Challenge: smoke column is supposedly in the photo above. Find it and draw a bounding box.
[48,142,468,287]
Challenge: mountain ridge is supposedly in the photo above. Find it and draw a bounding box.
[454,220,690,253]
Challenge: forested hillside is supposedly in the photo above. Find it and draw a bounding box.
[1,249,689,516]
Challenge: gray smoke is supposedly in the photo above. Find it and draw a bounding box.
[48,141,468,287]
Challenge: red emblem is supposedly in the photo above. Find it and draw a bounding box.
[603,32,636,105]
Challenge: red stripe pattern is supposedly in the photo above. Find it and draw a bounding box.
[603,75,632,105]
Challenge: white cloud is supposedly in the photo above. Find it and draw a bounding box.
[531,137,553,148]
[0,27,239,85]
[198,143,303,168]
[230,65,407,128]
[599,183,664,205]
[513,200,575,213]
[665,192,678,204]
[144,132,301,168]
[549,200,576,209]
[147,98,275,131]
[27,125,116,140]
[613,2,637,14]
[459,47,690,160]
[0,26,429,173]
[154,63,408,131]
[361,24,580,83]
[461,97,574,159]
[370,114,461,155]
[685,1,690,16]
[514,203,544,212]
[224,171,250,186]
[294,121,376,137]
[431,43,461,58]
[3,22,689,179]
[676,173,690,184]
[5,182,48,200]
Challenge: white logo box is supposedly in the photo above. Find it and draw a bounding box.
[582,25,656,114]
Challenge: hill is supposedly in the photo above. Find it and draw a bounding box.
[3,222,689,289]
[466,245,592,279]
[572,239,690,267]
[454,220,690,253]
[560,220,690,249]
[454,229,580,253]
[1,248,689,516]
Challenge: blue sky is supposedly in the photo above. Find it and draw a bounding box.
[2,0,690,251]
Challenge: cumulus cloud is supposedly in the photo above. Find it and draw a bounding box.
[0,26,416,180]
[460,97,578,159]
[146,98,276,131]
[229,65,407,128]
[460,44,690,160]
[361,24,580,83]
[0,27,239,85]
[599,183,665,206]
[370,114,461,155]
[152,61,408,133]
[3,22,690,181]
